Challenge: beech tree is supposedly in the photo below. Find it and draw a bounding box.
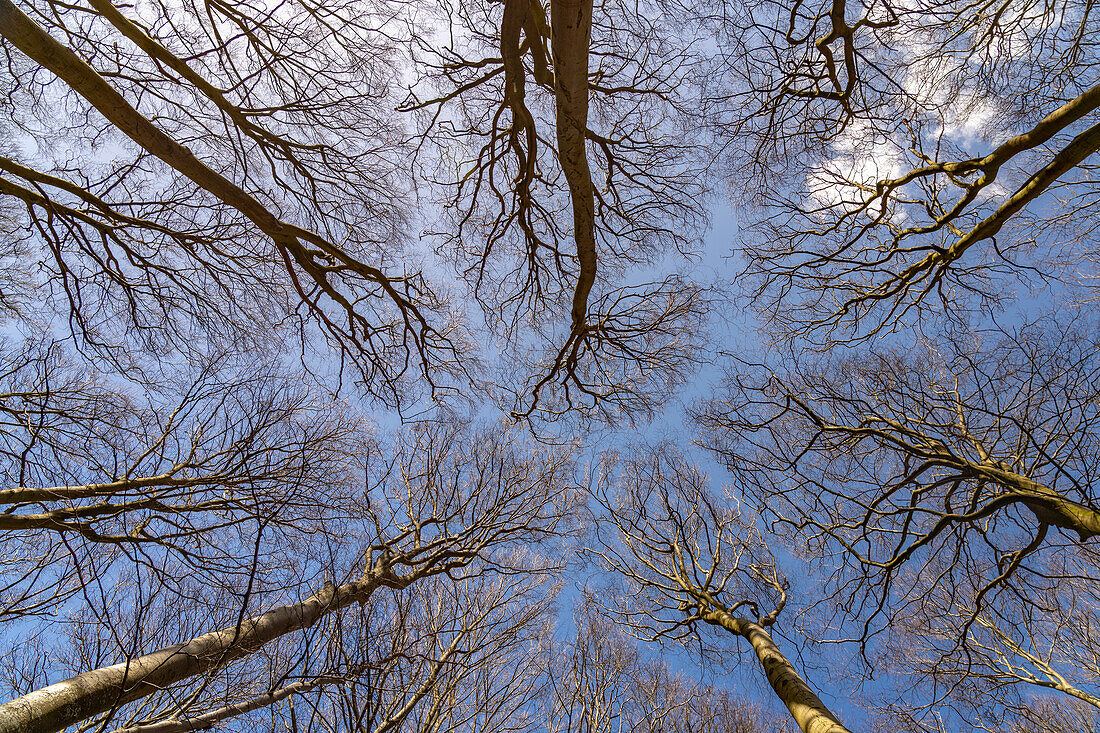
[403,0,712,419]
[702,0,1100,343]
[695,316,1100,727]
[0,342,363,551]
[0,0,462,405]
[543,599,786,733]
[0,570,556,733]
[0,0,714,420]
[675,0,1100,725]
[4,0,1100,729]
[0,0,705,727]
[589,447,851,733]
[0,406,576,733]
[0,340,389,646]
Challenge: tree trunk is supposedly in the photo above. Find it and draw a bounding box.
[549,0,596,329]
[702,609,854,733]
[0,567,398,733]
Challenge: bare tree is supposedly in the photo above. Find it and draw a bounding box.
[402,0,712,420]
[699,0,1100,342]
[0,0,711,729]
[870,542,1100,729]
[401,575,556,733]
[0,340,377,632]
[0,418,577,733]
[0,0,722,422]
[590,446,852,733]
[13,0,1100,728]
[0,0,469,404]
[544,602,638,733]
[672,0,1100,724]
[868,695,1100,733]
[1002,696,1100,733]
[88,571,559,733]
[542,596,787,733]
[696,316,1100,725]
[0,342,363,547]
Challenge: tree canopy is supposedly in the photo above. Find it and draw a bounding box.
[1,0,1099,730]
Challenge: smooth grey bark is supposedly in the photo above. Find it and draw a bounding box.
[0,560,404,733]
[701,609,854,733]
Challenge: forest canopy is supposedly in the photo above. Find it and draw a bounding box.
[0,0,1098,730]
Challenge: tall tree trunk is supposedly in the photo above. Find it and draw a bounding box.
[0,562,404,733]
[549,0,596,330]
[702,609,854,733]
